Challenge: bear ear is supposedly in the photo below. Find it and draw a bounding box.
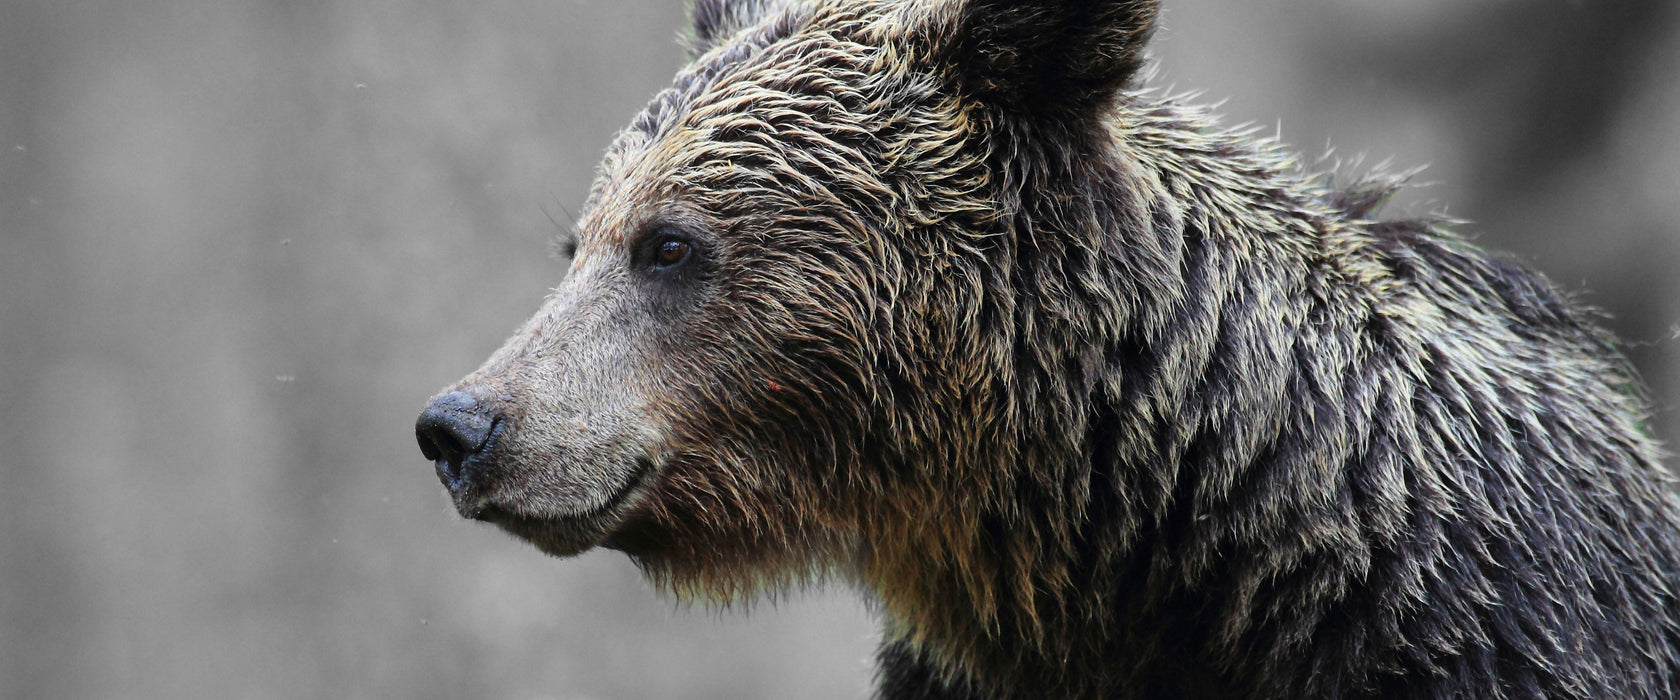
[942,0,1159,121]
[687,0,781,57]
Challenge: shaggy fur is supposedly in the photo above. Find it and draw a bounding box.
[421,1,1680,697]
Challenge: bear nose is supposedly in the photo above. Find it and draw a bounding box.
[416,391,501,491]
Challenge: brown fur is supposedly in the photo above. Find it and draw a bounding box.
[420,1,1680,697]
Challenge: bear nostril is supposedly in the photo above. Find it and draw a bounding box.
[415,391,500,487]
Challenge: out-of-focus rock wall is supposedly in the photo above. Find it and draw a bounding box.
[1,1,1673,698]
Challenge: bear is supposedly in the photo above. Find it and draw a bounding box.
[415,0,1680,697]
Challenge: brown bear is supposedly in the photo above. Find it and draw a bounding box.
[416,0,1680,697]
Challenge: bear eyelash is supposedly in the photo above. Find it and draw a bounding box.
[547,236,580,262]
[543,202,582,262]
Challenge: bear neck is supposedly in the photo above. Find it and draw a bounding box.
[862,96,1418,697]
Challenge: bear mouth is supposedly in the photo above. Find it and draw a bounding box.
[475,457,656,557]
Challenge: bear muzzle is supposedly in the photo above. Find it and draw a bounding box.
[417,385,663,556]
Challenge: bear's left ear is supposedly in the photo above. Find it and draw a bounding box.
[939,0,1159,122]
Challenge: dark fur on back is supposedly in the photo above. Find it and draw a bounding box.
[642,1,1680,696]
[431,1,1680,698]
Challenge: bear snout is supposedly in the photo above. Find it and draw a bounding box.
[416,390,503,512]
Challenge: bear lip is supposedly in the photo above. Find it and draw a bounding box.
[475,457,656,557]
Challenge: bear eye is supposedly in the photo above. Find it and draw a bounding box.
[636,228,697,272]
[655,237,691,267]
[630,220,714,283]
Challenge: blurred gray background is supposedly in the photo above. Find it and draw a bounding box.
[2,1,1676,698]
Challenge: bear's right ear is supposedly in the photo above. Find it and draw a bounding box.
[936,0,1160,123]
[687,0,781,58]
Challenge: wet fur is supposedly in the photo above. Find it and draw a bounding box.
[480,1,1680,697]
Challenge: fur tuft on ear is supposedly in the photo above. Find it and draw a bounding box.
[950,0,1159,121]
[687,0,784,58]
